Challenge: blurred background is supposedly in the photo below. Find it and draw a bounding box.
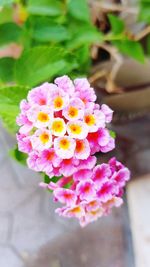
[0,0,150,266]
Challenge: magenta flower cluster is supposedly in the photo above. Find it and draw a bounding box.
[16,75,130,226]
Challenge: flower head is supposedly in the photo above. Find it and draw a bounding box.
[16,76,130,227]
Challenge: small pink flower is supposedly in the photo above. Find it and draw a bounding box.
[54,188,77,206]
[63,97,84,121]
[60,158,79,177]
[27,83,51,105]
[97,128,110,146]
[101,104,113,123]
[75,139,90,160]
[27,152,40,172]
[17,134,32,154]
[63,205,85,218]
[102,197,123,215]
[79,207,103,227]
[87,129,111,154]
[77,180,96,201]
[92,164,111,186]
[20,99,31,113]
[100,137,115,153]
[85,200,101,212]
[54,136,76,159]
[51,118,66,137]
[112,168,130,187]
[97,182,118,202]
[49,87,69,111]
[87,131,101,154]
[55,75,75,96]
[78,156,97,170]
[84,109,105,132]
[74,78,96,103]
[73,169,93,181]
[16,114,33,134]
[109,157,124,172]
[27,105,53,128]
[30,129,52,151]
[46,167,61,178]
[67,120,88,140]
[38,148,61,173]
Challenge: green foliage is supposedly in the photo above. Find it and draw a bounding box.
[0,22,22,46]
[139,0,150,23]
[15,46,78,86]
[0,6,13,24]
[114,40,145,63]
[32,24,69,42]
[0,103,19,133]
[67,24,103,50]
[44,174,51,184]
[27,0,64,16]
[10,146,28,165]
[0,85,30,132]
[108,14,125,34]
[0,57,15,82]
[0,85,30,104]
[109,130,116,139]
[0,0,16,5]
[68,0,90,22]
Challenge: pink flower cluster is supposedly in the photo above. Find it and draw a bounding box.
[16,75,130,226]
[40,157,130,226]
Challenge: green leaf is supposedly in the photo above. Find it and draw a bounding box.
[108,14,125,34]
[0,0,15,6]
[0,103,19,133]
[75,45,91,73]
[30,16,70,42]
[27,0,63,16]
[9,146,27,165]
[68,0,90,22]
[68,25,103,50]
[114,40,145,63]
[44,174,51,184]
[33,24,69,42]
[0,57,15,82]
[109,130,116,139]
[0,85,30,133]
[15,46,77,87]
[139,1,150,23]
[0,22,22,46]
[0,6,13,24]
[0,85,30,105]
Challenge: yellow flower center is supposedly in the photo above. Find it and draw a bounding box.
[90,209,100,216]
[40,133,50,144]
[70,206,82,214]
[68,106,78,118]
[69,124,82,135]
[52,120,65,134]
[84,114,95,126]
[88,200,97,207]
[37,112,49,122]
[54,96,64,109]
[59,138,70,150]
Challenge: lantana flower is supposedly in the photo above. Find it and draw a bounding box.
[16,75,130,226]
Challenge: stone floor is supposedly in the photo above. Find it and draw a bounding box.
[0,125,135,267]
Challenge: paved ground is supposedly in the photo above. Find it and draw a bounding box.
[0,124,135,267]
